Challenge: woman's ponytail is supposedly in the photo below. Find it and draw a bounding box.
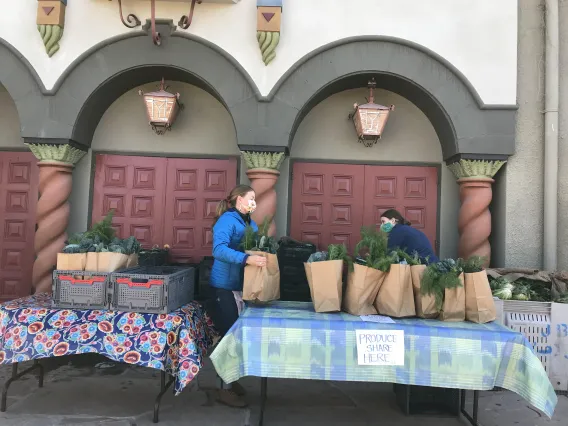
[213,199,229,226]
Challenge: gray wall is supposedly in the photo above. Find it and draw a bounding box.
[288,88,460,259]
[557,0,568,271]
[0,85,24,149]
[69,82,240,234]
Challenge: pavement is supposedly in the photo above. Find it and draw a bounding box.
[0,355,566,426]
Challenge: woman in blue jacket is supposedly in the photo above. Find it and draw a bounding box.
[209,184,266,407]
[379,209,439,264]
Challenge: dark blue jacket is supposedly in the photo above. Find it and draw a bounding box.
[210,209,258,291]
[387,224,439,264]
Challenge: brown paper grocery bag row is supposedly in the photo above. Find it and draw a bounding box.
[57,253,138,273]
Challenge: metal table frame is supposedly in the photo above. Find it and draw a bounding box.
[0,360,175,424]
[257,378,480,426]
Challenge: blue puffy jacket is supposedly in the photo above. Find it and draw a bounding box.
[209,209,258,291]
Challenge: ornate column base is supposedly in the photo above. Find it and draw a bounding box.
[449,159,505,267]
[27,144,86,294]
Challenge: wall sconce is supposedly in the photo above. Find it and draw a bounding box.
[138,79,184,135]
[348,78,394,147]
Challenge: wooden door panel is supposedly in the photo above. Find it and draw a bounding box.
[363,165,438,250]
[290,162,365,252]
[0,152,38,300]
[163,158,237,264]
[92,155,167,249]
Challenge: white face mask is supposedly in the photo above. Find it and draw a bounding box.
[240,199,256,214]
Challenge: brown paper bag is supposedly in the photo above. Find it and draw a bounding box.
[411,265,439,319]
[304,260,343,313]
[56,253,87,271]
[343,264,385,315]
[375,264,416,318]
[465,271,496,323]
[126,254,139,268]
[243,252,280,302]
[439,273,466,322]
[85,252,129,272]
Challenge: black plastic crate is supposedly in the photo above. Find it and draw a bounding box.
[111,266,195,314]
[393,384,460,416]
[277,239,316,302]
[138,249,169,267]
[52,270,112,310]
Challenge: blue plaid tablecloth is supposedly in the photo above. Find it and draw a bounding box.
[210,301,557,418]
[0,293,217,395]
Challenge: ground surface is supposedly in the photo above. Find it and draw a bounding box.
[0,355,566,426]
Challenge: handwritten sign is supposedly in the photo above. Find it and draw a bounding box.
[356,330,405,366]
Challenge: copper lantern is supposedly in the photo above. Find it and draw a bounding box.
[139,79,183,135]
[349,78,394,147]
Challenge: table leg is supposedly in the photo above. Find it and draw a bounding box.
[1,360,44,412]
[258,377,268,426]
[153,370,174,423]
[460,390,480,426]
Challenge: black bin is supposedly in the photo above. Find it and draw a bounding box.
[393,384,460,416]
[277,238,316,302]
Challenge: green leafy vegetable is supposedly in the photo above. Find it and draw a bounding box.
[459,256,486,273]
[421,259,464,310]
[240,216,279,254]
[354,226,395,272]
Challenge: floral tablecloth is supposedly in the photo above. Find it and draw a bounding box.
[0,293,217,395]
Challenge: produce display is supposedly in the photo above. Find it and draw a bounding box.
[489,276,568,302]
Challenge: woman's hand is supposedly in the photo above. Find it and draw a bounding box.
[247,255,267,267]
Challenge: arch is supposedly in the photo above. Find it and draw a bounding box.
[12,21,261,148]
[264,36,517,161]
[0,38,48,137]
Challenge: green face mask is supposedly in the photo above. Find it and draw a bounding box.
[380,222,394,233]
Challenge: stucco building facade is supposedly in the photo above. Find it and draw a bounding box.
[0,0,565,298]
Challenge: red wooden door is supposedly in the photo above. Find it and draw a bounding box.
[0,152,38,300]
[290,163,365,252]
[363,165,438,249]
[92,155,167,248]
[163,158,237,264]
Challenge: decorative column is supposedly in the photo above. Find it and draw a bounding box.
[26,144,86,293]
[448,159,505,266]
[257,0,282,65]
[242,151,285,236]
[37,0,67,57]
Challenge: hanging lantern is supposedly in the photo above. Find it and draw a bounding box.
[138,79,183,135]
[349,78,394,147]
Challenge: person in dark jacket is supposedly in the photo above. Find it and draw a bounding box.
[209,184,266,408]
[379,209,439,264]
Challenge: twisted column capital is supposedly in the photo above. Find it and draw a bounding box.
[448,159,505,180]
[26,143,87,166]
[241,151,286,172]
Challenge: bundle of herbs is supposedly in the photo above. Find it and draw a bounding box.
[420,258,464,310]
[240,216,279,254]
[459,256,486,273]
[354,226,395,272]
[394,249,425,266]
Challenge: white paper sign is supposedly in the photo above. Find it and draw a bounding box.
[360,315,395,324]
[356,330,405,366]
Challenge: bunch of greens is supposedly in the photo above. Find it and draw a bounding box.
[489,276,552,302]
[395,249,424,266]
[63,211,141,255]
[240,216,279,254]
[307,244,353,270]
[459,256,486,273]
[421,258,464,309]
[354,226,396,272]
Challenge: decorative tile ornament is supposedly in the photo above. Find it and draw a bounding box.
[37,0,67,57]
[257,0,282,65]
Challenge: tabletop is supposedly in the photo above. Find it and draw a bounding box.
[210,301,557,418]
[0,293,217,395]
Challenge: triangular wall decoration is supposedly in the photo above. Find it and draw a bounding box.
[262,12,275,22]
[42,7,54,16]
